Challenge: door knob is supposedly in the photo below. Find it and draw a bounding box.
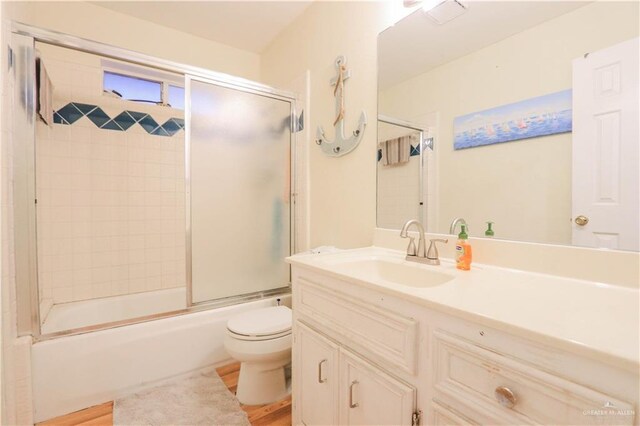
[575,215,589,226]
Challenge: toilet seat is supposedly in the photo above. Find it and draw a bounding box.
[227,306,291,341]
[228,329,291,341]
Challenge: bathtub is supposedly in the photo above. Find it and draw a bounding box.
[41,287,188,335]
[31,294,291,423]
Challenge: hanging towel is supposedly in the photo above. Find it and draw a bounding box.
[36,57,54,125]
[379,135,412,166]
[398,135,411,163]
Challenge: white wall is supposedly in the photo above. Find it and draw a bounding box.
[36,44,186,313]
[379,2,639,245]
[261,1,413,249]
[9,1,261,81]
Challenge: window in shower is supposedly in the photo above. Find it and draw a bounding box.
[102,64,185,109]
[103,71,162,104]
[168,85,185,110]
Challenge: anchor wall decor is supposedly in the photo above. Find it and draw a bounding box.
[316,55,367,157]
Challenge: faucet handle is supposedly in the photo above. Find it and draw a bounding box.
[426,239,448,263]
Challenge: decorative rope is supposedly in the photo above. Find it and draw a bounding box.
[333,64,346,126]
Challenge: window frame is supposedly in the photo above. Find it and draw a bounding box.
[101,60,185,109]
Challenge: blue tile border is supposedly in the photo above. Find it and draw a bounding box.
[53,102,185,137]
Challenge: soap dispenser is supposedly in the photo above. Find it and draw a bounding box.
[455,224,472,271]
[485,222,494,237]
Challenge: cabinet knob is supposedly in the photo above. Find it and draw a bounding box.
[495,386,517,408]
[349,380,359,408]
[318,359,327,383]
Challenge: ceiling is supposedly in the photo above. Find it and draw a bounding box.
[379,1,591,90]
[93,1,313,54]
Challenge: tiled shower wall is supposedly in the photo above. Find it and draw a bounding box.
[36,43,186,310]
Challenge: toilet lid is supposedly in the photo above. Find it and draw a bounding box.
[227,306,291,337]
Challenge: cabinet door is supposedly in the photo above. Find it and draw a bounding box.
[295,322,339,426]
[339,348,416,425]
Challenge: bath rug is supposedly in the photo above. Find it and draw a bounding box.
[113,367,250,426]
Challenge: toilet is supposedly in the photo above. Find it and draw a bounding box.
[224,305,292,405]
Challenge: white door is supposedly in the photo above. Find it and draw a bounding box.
[339,348,416,425]
[572,37,639,251]
[294,322,339,426]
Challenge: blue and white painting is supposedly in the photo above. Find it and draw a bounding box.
[453,90,572,150]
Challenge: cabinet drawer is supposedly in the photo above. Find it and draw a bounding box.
[296,277,418,374]
[431,401,475,426]
[434,331,635,425]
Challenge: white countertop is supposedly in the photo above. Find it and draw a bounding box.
[287,246,640,371]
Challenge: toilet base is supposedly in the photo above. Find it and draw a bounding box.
[235,361,291,405]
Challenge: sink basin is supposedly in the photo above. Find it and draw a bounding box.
[330,258,455,288]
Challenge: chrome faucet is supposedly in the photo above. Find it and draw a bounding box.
[449,217,468,235]
[400,220,448,265]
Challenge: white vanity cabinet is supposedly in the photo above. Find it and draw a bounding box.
[292,269,421,426]
[295,322,339,426]
[338,348,416,425]
[290,260,638,426]
[431,330,635,425]
[294,322,417,426]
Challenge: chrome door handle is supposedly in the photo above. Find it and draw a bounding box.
[349,380,359,408]
[318,359,327,383]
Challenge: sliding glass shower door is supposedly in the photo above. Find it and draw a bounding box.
[188,78,292,304]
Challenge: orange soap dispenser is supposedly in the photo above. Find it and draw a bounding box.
[455,224,472,270]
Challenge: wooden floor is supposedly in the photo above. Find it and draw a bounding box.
[37,402,113,426]
[217,363,292,426]
[37,363,291,426]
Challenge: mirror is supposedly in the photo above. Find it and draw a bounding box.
[377,1,639,251]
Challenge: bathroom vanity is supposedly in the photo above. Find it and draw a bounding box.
[287,247,639,425]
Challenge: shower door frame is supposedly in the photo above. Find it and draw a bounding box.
[184,75,295,308]
[11,22,298,342]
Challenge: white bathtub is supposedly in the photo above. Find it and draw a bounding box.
[31,294,291,423]
[41,287,188,335]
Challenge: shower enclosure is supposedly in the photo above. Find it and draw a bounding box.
[11,24,296,340]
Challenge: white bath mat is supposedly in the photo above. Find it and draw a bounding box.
[113,367,250,426]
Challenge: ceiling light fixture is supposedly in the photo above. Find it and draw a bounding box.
[420,0,446,13]
[403,0,469,24]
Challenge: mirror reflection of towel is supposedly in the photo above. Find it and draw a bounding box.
[36,58,54,125]
[379,135,411,166]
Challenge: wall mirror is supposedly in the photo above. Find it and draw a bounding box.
[377,1,639,251]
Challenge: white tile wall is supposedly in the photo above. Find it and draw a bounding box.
[36,44,186,307]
